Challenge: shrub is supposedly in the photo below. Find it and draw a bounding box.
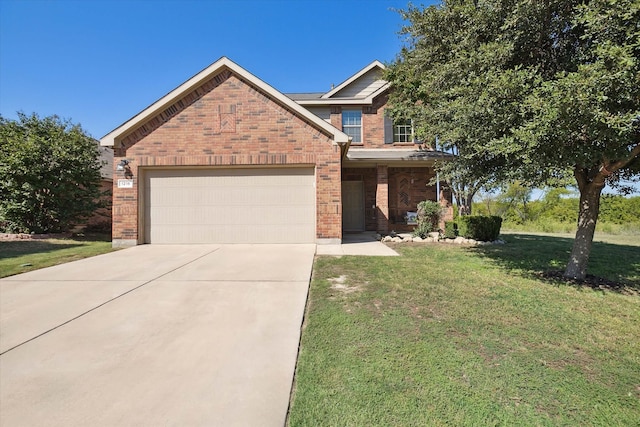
[458,216,502,241]
[413,200,443,238]
[0,113,103,233]
[444,221,458,239]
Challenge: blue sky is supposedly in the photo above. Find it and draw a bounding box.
[0,0,437,139]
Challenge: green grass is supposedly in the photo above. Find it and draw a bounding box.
[0,234,115,278]
[288,233,640,426]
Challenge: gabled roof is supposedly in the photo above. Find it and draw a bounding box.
[286,92,324,101]
[100,57,350,147]
[292,60,390,106]
[322,60,387,99]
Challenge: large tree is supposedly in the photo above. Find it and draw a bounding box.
[385,0,639,280]
[0,113,104,233]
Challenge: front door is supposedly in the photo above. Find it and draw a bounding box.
[342,181,365,231]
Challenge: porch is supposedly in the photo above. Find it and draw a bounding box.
[342,163,453,235]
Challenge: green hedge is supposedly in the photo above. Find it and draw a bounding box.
[458,216,503,241]
[444,221,458,239]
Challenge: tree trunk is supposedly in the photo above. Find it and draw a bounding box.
[564,175,605,280]
[451,181,476,216]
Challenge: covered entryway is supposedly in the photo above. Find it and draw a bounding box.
[143,167,315,244]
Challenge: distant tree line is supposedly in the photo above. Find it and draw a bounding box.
[474,185,640,229]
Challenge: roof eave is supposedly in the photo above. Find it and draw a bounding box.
[294,82,390,107]
[320,60,386,99]
[100,57,349,147]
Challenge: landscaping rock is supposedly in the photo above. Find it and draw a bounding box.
[0,232,72,241]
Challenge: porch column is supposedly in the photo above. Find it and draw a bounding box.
[376,164,389,234]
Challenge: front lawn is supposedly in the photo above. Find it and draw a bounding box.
[0,234,114,278]
[288,234,640,426]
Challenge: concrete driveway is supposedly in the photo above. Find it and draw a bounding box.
[0,244,315,426]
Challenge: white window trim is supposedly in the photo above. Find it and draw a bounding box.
[393,119,415,143]
[342,109,362,144]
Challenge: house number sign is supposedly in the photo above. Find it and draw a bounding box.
[117,179,134,189]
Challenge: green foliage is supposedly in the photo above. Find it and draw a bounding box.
[444,220,458,239]
[458,215,503,241]
[0,113,104,233]
[413,200,443,237]
[385,0,640,278]
[475,193,640,229]
[386,0,639,189]
[599,194,640,224]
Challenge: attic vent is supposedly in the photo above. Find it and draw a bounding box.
[213,70,231,84]
[163,105,178,117]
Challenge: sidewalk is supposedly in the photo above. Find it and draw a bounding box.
[316,233,399,256]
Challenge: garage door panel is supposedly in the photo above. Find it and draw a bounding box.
[149,205,314,225]
[144,168,316,244]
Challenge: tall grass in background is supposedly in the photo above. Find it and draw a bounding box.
[502,220,640,235]
[475,194,640,236]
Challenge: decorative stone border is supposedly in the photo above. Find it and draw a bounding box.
[0,233,72,241]
[378,232,506,246]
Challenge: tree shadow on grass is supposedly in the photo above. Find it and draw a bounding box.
[0,240,86,260]
[469,233,640,295]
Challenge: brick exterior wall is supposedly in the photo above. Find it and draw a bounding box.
[112,70,342,244]
[375,165,389,233]
[362,94,389,148]
[342,166,447,233]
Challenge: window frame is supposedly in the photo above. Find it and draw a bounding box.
[393,119,415,143]
[342,109,362,144]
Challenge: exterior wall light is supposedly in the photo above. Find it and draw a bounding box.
[116,159,133,179]
[116,159,130,171]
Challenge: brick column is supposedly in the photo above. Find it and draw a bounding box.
[376,164,389,234]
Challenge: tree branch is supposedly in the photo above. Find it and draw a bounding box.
[606,142,640,174]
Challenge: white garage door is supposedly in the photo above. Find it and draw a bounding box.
[144,168,316,244]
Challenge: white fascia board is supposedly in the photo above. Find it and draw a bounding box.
[100,56,349,146]
[296,82,390,107]
[364,82,391,102]
[320,60,386,99]
[296,98,374,106]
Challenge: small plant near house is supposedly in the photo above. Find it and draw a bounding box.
[444,221,458,239]
[412,200,443,238]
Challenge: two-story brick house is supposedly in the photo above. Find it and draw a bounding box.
[288,60,453,235]
[100,57,451,246]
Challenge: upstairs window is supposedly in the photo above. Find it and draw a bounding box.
[342,110,362,143]
[393,119,414,143]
